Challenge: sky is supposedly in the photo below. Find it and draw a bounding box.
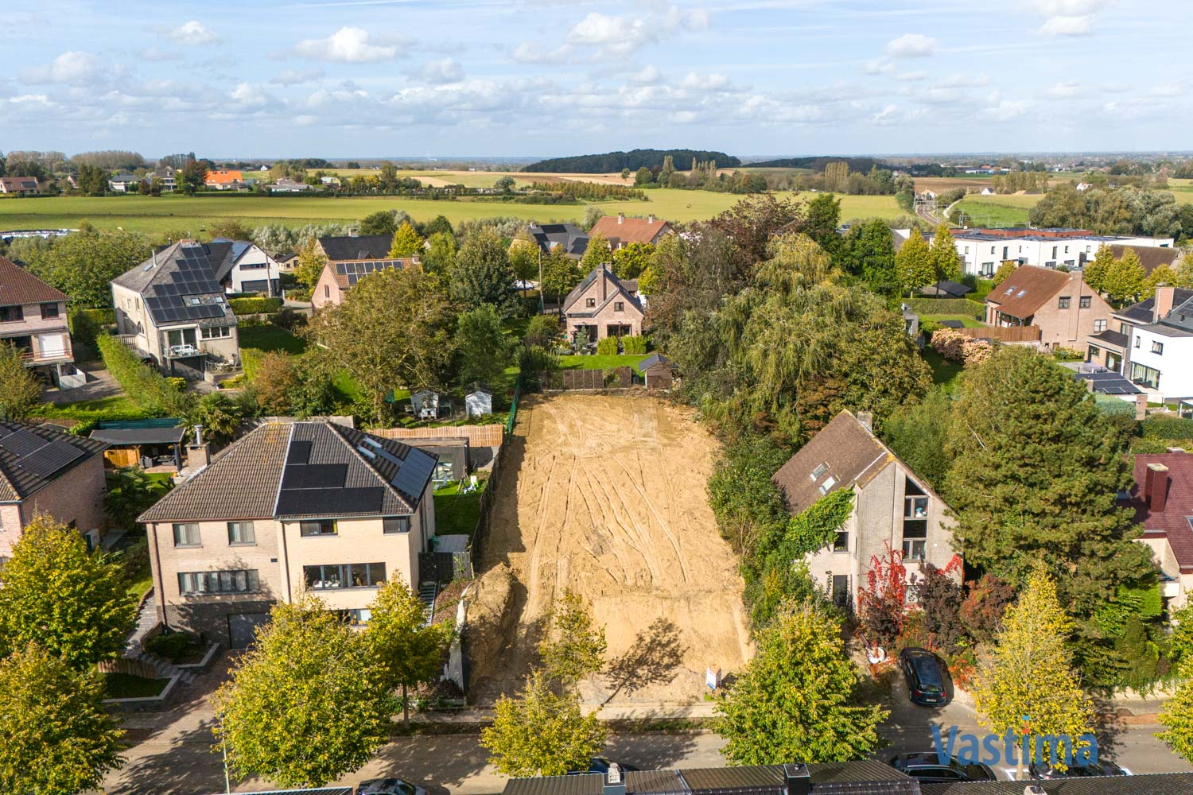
[1,0,1188,159]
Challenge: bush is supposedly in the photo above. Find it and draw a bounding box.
[96,334,193,416]
[145,630,201,663]
[68,308,115,361]
[1053,347,1085,362]
[596,337,618,355]
[1143,415,1193,441]
[228,296,283,316]
[271,307,307,332]
[622,335,647,354]
[523,315,560,349]
[930,328,992,365]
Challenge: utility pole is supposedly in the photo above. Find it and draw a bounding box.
[538,246,544,315]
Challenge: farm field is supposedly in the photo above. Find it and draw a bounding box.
[954,194,1041,227]
[470,393,751,706]
[0,191,903,235]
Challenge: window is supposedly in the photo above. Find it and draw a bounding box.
[172,523,201,547]
[1058,297,1070,309]
[201,326,231,340]
[1135,336,1141,348]
[227,521,256,545]
[383,517,411,534]
[1130,362,1161,389]
[40,303,60,319]
[178,570,259,595]
[614,301,624,312]
[1152,341,1164,355]
[810,463,828,481]
[0,305,24,323]
[902,539,927,561]
[585,297,596,308]
[303,562,386,589]
[300,520,337,537]
[324,285,330,298]
[834,531,849,552]
[1079,296,1091,309]
[905,496,929,519]
[1120,322,1129,334]
[818,475,837,495]
[1093,319,1106,333]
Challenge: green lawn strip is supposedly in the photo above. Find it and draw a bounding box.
[237,324,307,354]
[922,348,964,392]
[433,479,486,538]
[125,559,154,601]
[102,672,167,699]
[922,314,983,329]
[557,354,649,372]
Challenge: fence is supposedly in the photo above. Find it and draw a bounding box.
[97,657,159,679]
[953,325,1041,344]
[369,423,505,448]
[506,379,521,437]
[541,366,636,391]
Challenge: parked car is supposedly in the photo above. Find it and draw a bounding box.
[899,647,950,706]
[568,758,640,776]
[357,779,427,795]
[888,753,996,783]
[1028,758,1130,779]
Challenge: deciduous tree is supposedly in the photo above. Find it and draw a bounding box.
[422,231,459,276]
[359,209,399,236]
[294,237,328,289]
[25,228,152,308]
[1159,660,1193,762]
[612,241,653,280]
[991,260,1016,286]
[454,305,512,389]
[540,246,583,311]
[389,221,424,258]
[451,227,518,317]
[1101,248,1146,305]
[366,579,450,728]
[1082,244,1116,294]
[580,232,613,271]
[895,227,934,296]
[930,224,962,282]
[0,342,43,421]
[538,589,607,686]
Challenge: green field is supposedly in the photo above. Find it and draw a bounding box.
[954,196,1040,228]
[0,191,904,235]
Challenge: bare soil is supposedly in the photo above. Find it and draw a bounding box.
[470,394,751,706]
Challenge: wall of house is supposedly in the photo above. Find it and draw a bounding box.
[1140,536,1189,611]
[112,282,158,360]
[1128,327,1193,401]
[565,272,643,341]
[311,265,343,310]
[22,455,106,536]
[1034,275,1113,350]
[230,246,281,295]
[0,504,23,559]
[0,300,73,363]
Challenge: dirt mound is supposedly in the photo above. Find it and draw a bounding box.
[466,564,517,685]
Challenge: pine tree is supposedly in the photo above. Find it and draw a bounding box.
[930,224,962,282]
[388,222,424,258]
[895,228,935,296]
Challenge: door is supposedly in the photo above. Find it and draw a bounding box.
[832,575,850,608]
[37,332,67,358]
[228,612,270,649]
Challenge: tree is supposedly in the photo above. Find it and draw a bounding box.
[422,231,458,276]
[308,267,455,424]
[422,215,454,238]
[1142,263,1183,298]
[715,602,886,764]
[580,232,613,271]
[389,221,424,258]
[524,315,560,349]
[634,167,653,186]
[1101,248,1146,305]
[508,234,539,289]
[842,219,896,293]
[178,156,207,194]
[944,347,1153,623]
[359,209,398,236]
[209,218,254,241]
[1082,244,1116,294]
[455,305,512,388]
[538,589,607,686]
[76,164,108,196]
[1159,660,1193,763]
[912,561,966,654]
[895,227,934,296]
[252,351,301,414]
[495,175,516,193]
[930,224,962,282]
[0,342,43,420]
[0,643,125,793]
[959,573,1017,645]
[213,594,393,787]
[540,247,583,310]
[612,241,653,280]
[365,579,450,728]
[972,567,1095,779]
[0,516,137,669]
[294,237,328,289]
[855,545,908,651]
[452,227,518,317]
[882,387,953,489]
[481,669,606,777]
[25,228,152,308]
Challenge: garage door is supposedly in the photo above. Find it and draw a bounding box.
[38,333,67,358]
[228,612,271,649]
[240,280,269,295]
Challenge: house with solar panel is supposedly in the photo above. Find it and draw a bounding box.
[0,421,108,563]
[310,232,418,310]
[137,420,438,648]
[111,241,241,379]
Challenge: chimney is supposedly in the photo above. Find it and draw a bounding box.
[617,213,624,225]
[1155,285,1176,323]
[856,411,874,432]
[1023,787,1046,795]
[782,764,810,795]
[602,764,626,795]
[599,265,608,301]
[1145,462,1170,513]
[648,214,655,224]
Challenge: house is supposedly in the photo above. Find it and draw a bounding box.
[1107,243,1183,276]
[0,176,40,195]
[0,257,76,387]
[1076,181,1093,191]
[311,233,416,310]
[108,173,140,193]
[464,383,493,417]
[639,352,675,390]
[275,251,299,273]
[111,241,241,379]
[917,280,972,299]
[88,419,186,471]
[271,177,312,193]
[1125,452,1193,611]
[984,265,1113,351]
[1119,287,1193,404]
[152,167,177,191]
[204,239,282,296]
[1090,286,1193,381]
[979,186,995,196]
[0,422,108,560]
[204,169,244,190]
[588,214,673,250]
[562,266,645,345]
[771,411,960,609]
[929,227,1175,278]
[528,223,588,259]
[137,421,438,647]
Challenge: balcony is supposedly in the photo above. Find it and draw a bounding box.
[165,343,205,359]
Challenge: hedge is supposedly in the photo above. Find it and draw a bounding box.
[904,298,985,319]
[596,337,618,355]
[229,297,283,316]
[1142,415,1193,441]
[68,308,116,360]
[96,334,191,416]
[622,335,647,354]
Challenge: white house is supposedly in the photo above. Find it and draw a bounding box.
[1125,287,1193,405]
[205,239,282,296]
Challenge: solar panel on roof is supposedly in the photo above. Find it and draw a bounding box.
[281,463,347,490]
[392,451,435,498]
[287,440,312,464]
[23,442,84,478]
[276,487,384,516]
[0,429,47,457]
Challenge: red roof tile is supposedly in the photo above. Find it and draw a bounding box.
[1127,452,1193,572]
[589,215,671,246]
[0,257,68,305]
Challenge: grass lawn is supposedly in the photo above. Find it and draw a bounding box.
[922,314,983,329]
[39,394,142,414]
[433,479,485,537]
[102,672,167,699]
[922,348,964,392]
[558,354,649,371]
[0,191,903,236]
[954,196,1039,228]
[126,559,153,601]
[237,323,307,354]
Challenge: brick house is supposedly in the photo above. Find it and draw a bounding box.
[137,421,438,648]
[311,233,417,310]
[1124,451,1193,610]
[562,265,645,344]
[772,411,960,609]
[0,177,40,195]
[0,422,108,562]
[588,214,673,250]
[0,257,76,387]
[984,265,1113,351]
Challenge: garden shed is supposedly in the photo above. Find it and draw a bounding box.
[465,383,494,417]
[640,353,675,390]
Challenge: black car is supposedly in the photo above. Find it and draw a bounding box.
[356,778,427,795]
[568,758,640,776]
[899,647,950,707]
[889,752,996,783]
[1028,758,1129,779]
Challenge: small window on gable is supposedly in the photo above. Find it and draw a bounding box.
[1058,296,1070,309]
[810,463,828,481]
[586,297,596,308]
[819,475,837,495]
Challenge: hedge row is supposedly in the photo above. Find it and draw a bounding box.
[1143,415,1193,441]
[622,335,647,354]
[229,297,284,315]
[96,334,191,416]
[904,298,985,319]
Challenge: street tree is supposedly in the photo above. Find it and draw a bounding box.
[455,305,512,389]
[213,594,393,787]
[451,227,518,318]
[1159,660,1193,762]
[481,669,606,777]
[894,227,934,296]
[389,221,424,258]
[0,643,125,793]
[0,516,137,669]
[366,579,450,728]
[0,341,44,421]
[930,224,962,282]
[715,602,887,764]
[972,566,1095,779]
[308,267,455,424]
[538,588,607,686]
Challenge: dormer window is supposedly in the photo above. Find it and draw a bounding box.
[819,475,837,495]
[811,463,828,481]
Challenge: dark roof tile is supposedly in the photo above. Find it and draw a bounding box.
[0,257,68,305]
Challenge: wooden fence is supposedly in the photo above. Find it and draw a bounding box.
[98,658,159,679]
[370,423,505,448]
[954,325,1042,343]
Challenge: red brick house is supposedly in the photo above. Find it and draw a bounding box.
[984,265,1113,351]
[1125,451,1193,611]
[588,214,673,250]
[563,266,644,344]
[310,233,417,310]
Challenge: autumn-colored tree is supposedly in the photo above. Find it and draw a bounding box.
[1100,248,1146,305]
[991,260,1016,286]
[959,573,1016,644]
[294,237,328,288]
[895,227,935,296]
[1159,659,1193,762]
[365,579,450,728]
[1142,264,1181,299]
[580,232,613,271]
[388,221,424,258]
[538,588,607,686]
[855,544,908,651]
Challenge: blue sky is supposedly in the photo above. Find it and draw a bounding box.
[1,0,1187,159]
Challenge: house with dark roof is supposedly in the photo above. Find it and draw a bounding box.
[1127,450,1193,610]
[563,266,645,345]
[1107,243,1183,276]
[772,411,959,608]
[0,256,76,387]
[588,214,673,250]
[0,176,40,195]
[310,232,418,310]
[137,420,439,647]
[111,241,241,379]
[0,421,108,561]
[529,223,589,259]
[984,265,1113,352]
[1093,286,1193,388]
[1117,287,1193,405]
[108,173,141,193]
[204,239,282,296]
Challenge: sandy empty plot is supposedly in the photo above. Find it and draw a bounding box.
[471,394,751,706]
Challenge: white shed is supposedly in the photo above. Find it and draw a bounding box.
[411,390,442,420]
[465,383,494,417]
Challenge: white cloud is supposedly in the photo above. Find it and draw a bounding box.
[1039,15,1093,35]
[294,27,399,63]
[864,59,896,75]
[230,82,271,109]
[679,72,730,91]
[18,52,103,86]
[1150,82,1184,97]
[169,20,219,46]
[983,97,1031,119]
[568,12,650,52]
[140,46,183,62]
[1046,80,1082,98]
[896,70,928,82]
[512,42,571,64]
[885,33,938,58]
[518,4,708,62]
[271,68,325,86]
[417,58,465,84]
[1030,0,1108,36]
[630,65,663,84]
